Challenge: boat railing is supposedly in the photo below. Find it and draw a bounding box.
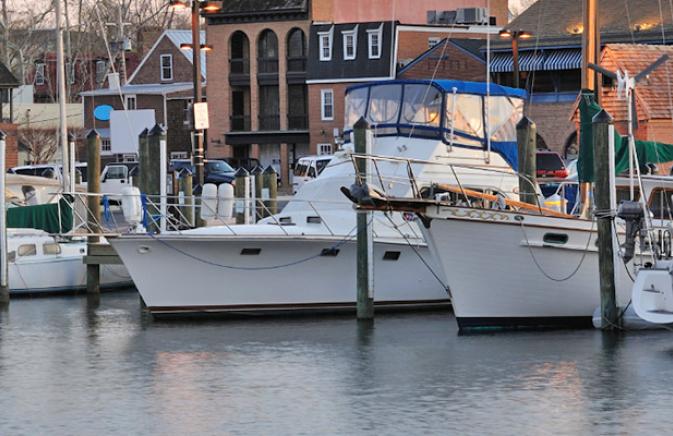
[347,153,559,216]
[54,191,360,238]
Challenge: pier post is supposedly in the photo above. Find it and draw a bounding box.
[593,109,618,329]
[234,168,249,224]
[263,165,278,216]
[146,124,165,232]
[354,117,374,320]
[516,117,537,205]
[0,131,9,304]
[138,128,149,195]
[86,130,101,294]
[179,169,194,227]
[251,165,263,221]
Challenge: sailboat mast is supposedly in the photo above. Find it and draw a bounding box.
[55,0,70,192]
[581,0,600,95]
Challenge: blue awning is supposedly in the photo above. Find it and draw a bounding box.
[544,49,582,71]
[488,48,582,73]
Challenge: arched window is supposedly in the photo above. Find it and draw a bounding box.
[229,31,250,74]
[287,28,306,72]
[258,29,279,74]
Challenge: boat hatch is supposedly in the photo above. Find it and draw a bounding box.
[543,233,569,245]
[320,248,339,257]
[383,251,401,261]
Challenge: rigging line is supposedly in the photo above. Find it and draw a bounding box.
[144,218,370,271]
[519,218,595,282]
[382,211,449,291]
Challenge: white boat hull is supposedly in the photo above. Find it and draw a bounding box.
[110,234,450,314]
[420,207,633,329]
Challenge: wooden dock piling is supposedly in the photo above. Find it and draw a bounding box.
[234,168,249,224]
[263,166,278,216]
[86,130,101,294]
[179,169,194,227]
[593,109,618,329]
[516,117,537,205]
[354,117,374,320]
[0,131,9,304]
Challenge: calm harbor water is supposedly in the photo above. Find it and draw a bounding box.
[1,291,673,435]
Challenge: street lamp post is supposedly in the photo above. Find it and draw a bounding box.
[499,29,533,89]
[170,0,220,189]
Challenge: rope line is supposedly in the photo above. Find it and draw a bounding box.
[519,219,595,282]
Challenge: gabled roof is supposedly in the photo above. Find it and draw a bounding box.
[495,0,673,50]
[80,82,195,97]
[398,38,486,76]
[0,62,19,88]
[599,44,673,121]
[127,29,206,84]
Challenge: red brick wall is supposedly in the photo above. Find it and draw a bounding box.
[528,101,577,154]
[0,123,19,168]
[205,20,311,158]
[308,83,353,155]
[130,36,198,85]
[398,41,485,81]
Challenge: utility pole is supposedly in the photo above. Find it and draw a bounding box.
[191,0,205,190]
[106,4,131,85]
[55,0,70,193]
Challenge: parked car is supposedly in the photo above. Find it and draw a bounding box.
[9,163,88,189]
[292,155,333,194]
[224,157,261,173]
[536,150,568,178]
[169,159,236,186]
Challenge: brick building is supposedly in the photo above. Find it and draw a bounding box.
[81,30,205,160]
[492,0,673,156]
[204,0,508,189]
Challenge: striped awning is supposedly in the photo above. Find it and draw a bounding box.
[544,49,582,71]
[488,48,582,73]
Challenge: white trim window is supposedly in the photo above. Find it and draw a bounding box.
[101,138,112,152]
[342,25,358,60]
[367,24,383,59]
[318,26,334,61]
[160,54,173,81]
[428,37,441,49]
[125,95,137,110]
[35,62,45,85]
[318,143,333,155]
[320,89,334,121]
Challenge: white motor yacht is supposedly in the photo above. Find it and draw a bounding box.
[110,79,526,315]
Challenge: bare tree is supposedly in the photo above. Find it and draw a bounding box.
[19,127,58,163]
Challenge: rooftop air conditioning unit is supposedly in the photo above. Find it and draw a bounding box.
[437,10,457,25]
[456,7,488,25]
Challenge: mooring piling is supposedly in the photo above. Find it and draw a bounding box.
[593,109,618,329]
[0,131,9,304]
[86,129,101,294]
[516,116,537,205]
[354,117,374,320]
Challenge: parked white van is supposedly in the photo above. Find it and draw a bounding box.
[291,155,333,194]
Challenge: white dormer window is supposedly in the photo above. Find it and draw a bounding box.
[160,54,173,81]
[318,26,334,61]
[342,25,358,60]
[367,24,383,59]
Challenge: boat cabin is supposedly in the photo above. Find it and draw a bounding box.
[343,79,527,168]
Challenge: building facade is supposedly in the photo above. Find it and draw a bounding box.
[204,0,508,189]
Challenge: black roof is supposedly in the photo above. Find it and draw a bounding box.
[206,0,308,23]
[494,0,673,50]
[0,62,19,88]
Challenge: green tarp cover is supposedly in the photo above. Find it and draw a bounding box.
[578,91,673,182]
[7,198,73,233]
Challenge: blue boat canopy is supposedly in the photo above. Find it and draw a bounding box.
[343,79,527,170]
[347,79,527,99]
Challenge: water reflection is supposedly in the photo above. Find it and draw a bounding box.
[2,295,673,434]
